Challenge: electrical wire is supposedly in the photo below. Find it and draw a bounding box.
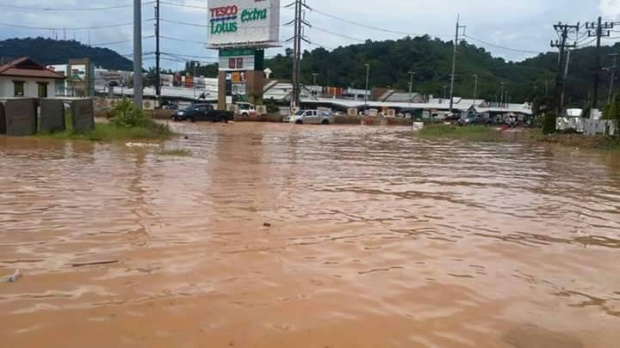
[160,1,209,10]
[162,52,219,61]
[0,19,154,31]
[579,37,598,46]
[160,36,206,45]
[311,26,365,43]
[309,6,451,39]
[307,40,336,51]
[159,1,290,11]
[160,18,285,30]
[0,2,154,11]
[463,34,540,54]
[87,36,155,47]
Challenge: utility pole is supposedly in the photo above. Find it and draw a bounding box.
[364,63,370,109]
[608,53,619,104]
[449,14,466,114]
[472,74,478,106]
[408,71,415,108]
[587,17,613,109]
[551,22,579,114]
[561,49,571,108]
[155,0,161,107]
[133,0,143,108]
[500,82,505,107]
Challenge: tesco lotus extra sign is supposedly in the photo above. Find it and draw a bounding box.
[207,0,280,48]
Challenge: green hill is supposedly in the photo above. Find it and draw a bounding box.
[0,37,133,71]
[261,36,618,107]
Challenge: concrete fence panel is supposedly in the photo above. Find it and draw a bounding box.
[0,102,6,135]
[70,99,95,133]
[39,99,66,133]
[0,98,37,136]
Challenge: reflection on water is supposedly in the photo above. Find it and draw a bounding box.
[0,124,619,347]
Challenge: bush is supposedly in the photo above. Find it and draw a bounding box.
[109,98,151,129]
[542,112,557,135]
[40,98,172,142]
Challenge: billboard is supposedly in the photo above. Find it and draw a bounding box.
[207,0,280,48]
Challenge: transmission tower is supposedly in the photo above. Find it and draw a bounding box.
[287,0,310,110]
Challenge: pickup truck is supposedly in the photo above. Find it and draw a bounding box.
[284,110,334,125]
[171,103,234,123]
[236,102,257,117]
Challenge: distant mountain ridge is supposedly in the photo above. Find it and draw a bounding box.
[0,37,133,71]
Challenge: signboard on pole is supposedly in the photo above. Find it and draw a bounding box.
[218,49,265,71]
[207,0,280,48]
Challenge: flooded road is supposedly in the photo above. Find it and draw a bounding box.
[0,123,619,347]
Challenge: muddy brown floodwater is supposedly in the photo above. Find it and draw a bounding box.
[0,123,619,347]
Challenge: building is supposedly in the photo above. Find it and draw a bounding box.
[0,57,65,98]
[47,58,95,97]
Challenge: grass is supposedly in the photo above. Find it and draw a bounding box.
[528,130,620,150]
[41,122,172,142]
[416,124,503,142]
[160,148,191,157]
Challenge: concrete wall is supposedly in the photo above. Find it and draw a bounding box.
[0,77,57,98]
[0,98,37,136]
[70,99,95,133]
[39,99,66,133]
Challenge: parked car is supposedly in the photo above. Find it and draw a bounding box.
[286,110,334,124]
[237,102,257,117]
[171,104,234,123]
[160,100,179,110]
[459,114,492,126]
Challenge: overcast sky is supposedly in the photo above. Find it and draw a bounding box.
[1,0,620,70]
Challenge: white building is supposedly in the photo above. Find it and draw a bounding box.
[0,57,65,98]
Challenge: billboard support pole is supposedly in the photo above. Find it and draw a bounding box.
[133,0,143,109]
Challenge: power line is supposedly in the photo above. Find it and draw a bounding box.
[162,52,219,61]
[161,36,206,45]
[0,1,154,11]
[307,40,336,51]
[311,26,365,42]
[463,34,541,54]
[310,7,450,39]
[0,19,154,31]
[159,18,286,30]
[159,1,290,11]
[93,36,155,46]
[159,1,209,10]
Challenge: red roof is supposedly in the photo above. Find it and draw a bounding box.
[0,57,66,80]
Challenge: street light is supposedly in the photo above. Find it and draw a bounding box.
[364,63,370,109]
[472,74,478,106]
[408,71,416,108]
[443,85,448,100]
